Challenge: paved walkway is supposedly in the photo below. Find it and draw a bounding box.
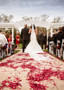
[0,51,64,90]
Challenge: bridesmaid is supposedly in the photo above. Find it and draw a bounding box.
[16,32,20,48]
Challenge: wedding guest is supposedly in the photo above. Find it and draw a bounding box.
[8,34,12,47]
[62,26,64,39]
[61,26,64,57]
[48,32,52,51]
[0,30,8,56]
[55,27,63,57]
[2,31,6,36]
[48,32,52,43]
[42,32,47,49]
[52,29,58,54]
[53,29,58,45]
[55,27,63,46]
[16,32,20,48]
[37,30,43,49]
[6,32,9,41]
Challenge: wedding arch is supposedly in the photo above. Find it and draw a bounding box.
[14,20,64,44]
[0,21,64,44]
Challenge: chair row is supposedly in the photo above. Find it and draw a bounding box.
[0,42,14,59]
[49,39,64,60]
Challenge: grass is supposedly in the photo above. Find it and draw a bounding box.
[16,44,22,49]
[43,49,48,52]
[14,50,21,53]
[0,58,3,61]
[18,44,22,49]
[14,44,22,53]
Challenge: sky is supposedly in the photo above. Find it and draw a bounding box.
[0,0,64,22]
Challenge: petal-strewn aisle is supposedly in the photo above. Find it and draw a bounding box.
[0,51,64,90]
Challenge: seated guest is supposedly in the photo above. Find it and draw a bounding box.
[0,30,8,56]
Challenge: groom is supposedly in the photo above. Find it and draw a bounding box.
[21,24,30,52]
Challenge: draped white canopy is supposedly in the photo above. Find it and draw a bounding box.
[0,21,64,44]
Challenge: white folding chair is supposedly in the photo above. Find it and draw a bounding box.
[8,42,14,55]
[49,41,54,54]
[56,40,61,58]
[62,39,64,60]
[0,42,4,59]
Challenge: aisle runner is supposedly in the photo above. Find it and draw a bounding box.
[0,51,64,90]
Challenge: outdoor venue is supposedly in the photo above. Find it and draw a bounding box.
[0,0,64,90]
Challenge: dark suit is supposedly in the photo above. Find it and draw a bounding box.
[62,33,64,39]
[53,34,56,45]
[21,27,30,52]
[55,32,63,45]
[52,34,57,54]
[42,34,47,49]
[37,33,43,49]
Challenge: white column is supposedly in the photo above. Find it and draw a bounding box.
[50,27,53,37]
[50,23,53,37]
[12,28,14,44]
[47,28,49,45]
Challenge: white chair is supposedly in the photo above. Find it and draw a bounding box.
[49,41,54,54]
[62,39,64,60]
[56,40,61,58]
[8,42,14,55]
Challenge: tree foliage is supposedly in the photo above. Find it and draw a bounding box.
[22,14,49,22]
[0,14,14,23]
[40,14,49,22]
[52,16,63,23]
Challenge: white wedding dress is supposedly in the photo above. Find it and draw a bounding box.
[25,25,53,61]
[25,25,46,61]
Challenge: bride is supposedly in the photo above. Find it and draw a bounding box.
[25,24,44,61]
[25,24,53,61]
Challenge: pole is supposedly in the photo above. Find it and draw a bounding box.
[12,27,14,44]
